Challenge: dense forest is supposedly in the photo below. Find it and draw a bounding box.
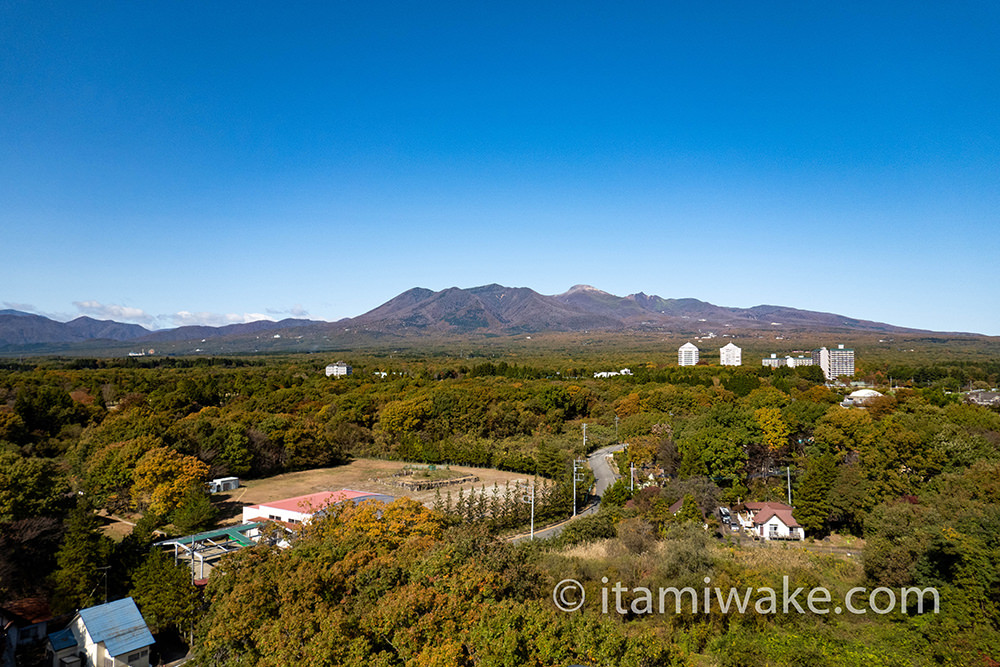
[2,350,1000,665]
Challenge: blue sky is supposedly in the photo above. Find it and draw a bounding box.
[2,2,998,333]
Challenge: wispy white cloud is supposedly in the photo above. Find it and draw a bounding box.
[73,300,157,327]
[2,301,39,313]
[168,311,277,328]
[265,304,310,319]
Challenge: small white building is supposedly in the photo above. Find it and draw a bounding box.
[325,361,352,378]
[207,476,239,493]
[678,342,699,367]
[47,597,154,667]
[719,343,742,366]
[842,388,884,407]
[593,368,633,378]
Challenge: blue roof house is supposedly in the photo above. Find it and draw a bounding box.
[47,598,154,667]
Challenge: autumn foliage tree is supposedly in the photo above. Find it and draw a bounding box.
[196,499,682,666]
[131,446,209,516]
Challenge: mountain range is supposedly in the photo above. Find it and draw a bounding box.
[0,285,947,353]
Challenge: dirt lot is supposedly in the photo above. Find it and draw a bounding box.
[213,459,534,523]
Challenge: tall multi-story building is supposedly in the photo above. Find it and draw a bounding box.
[678,342,699,366]
[719,342,742,366]
[813,344,854,381]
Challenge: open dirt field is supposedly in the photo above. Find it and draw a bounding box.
[214,459,534,523]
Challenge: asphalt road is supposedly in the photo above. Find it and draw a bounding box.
[511,443,624,542]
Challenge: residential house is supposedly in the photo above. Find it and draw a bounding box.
[47,597,154,667]
[734,501,804,541]
[2,598,58,667]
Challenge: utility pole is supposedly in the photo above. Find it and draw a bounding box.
[520,481,535,540]
[97,565,110,603]
[615,415,619,444]
[573,459,586,517]
[787,466,792,505]
[630,460,635,492]
[582,423,587,450]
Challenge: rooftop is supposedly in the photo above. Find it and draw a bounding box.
[154,522,262,548]
[246,489,390,514]
[1,597,52,625]
[47,627,77,652]
[77,597,154,657]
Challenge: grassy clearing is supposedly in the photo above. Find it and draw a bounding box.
[213,458,531,523]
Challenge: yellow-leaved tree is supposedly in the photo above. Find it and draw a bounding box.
[131,446,209,516]
[754,406,790,454]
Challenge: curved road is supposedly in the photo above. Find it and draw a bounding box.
[512,444,624,542]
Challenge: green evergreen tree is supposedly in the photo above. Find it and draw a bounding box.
[600,479,633,508]
[432,488,444,513]
[49,505,114,613]
[130,548,198,634]
[676,494,702,524]
[794,450,837,537]
[170,485,218,535]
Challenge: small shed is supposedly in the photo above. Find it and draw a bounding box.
[207,477,239,493]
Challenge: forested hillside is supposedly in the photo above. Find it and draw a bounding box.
[2,351,999,665]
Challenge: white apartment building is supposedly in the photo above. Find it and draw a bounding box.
[719,343,742,366]
[762,353,815,369]
[762,353,783,368]
[325,361,352,378]
[678,342,699,366]
[786,355,814,368]
[813,344,855,381]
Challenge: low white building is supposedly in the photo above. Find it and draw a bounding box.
[842,388,884,407]
[325,361,352,378]
[594,368,633,378]
[242,489,395,525]
[47,597,154,667]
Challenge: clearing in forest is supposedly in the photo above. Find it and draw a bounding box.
[214,458,533,522]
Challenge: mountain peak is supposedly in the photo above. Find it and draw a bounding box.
[562,284,609,296]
